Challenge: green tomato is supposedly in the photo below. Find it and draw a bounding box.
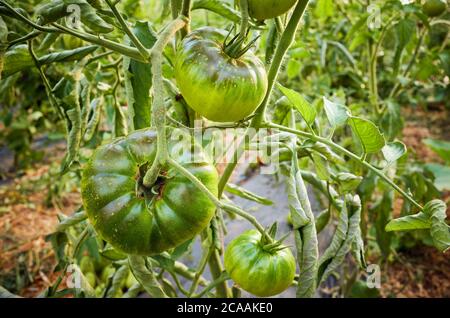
[247,0,298,21]
[81,129,218,255]
[79,255,95,274]
[100,265,116,283]
[85,272,97,289]
[423,0,447,17]
[224,230,296,297]
[62,34,84,50]
[95,283,105,297]
[175,27,268,123]
[125,271,139,289]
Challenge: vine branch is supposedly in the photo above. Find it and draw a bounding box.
[267,122,424,211]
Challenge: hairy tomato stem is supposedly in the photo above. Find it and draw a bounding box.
[267,122,424,211]
[142,17,188,188]
[218,0,311,194]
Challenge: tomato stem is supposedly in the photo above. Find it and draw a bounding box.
[218,0,311,194]
[267,122,424,211]
[142,17,188,188]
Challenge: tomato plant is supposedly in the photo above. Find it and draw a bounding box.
[0,0,449,300]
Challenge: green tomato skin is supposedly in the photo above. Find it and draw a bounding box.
[224,230,296,297]
[175,27,268,123]
[80,255,95,274]
[423,0,447,17]
[247,0,298,21]
[81,129,219,256]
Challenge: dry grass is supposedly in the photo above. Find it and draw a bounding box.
[0,146,81,296]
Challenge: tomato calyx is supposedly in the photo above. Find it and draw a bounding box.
[259,222,291,254]
[223,28,260,59]
[136,166,171,203]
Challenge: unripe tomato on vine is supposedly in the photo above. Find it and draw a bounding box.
[174,27,268,123]
[81,129,219,255]
[246,0,298,21]
[224,230,296,297]
[423,0,448,17]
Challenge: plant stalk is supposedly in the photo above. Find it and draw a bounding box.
[267,122,423,211]
[142,17,188,188]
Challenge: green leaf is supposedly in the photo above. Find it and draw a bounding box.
[335,172,363,193]
[84,96,103,142]
[70,264,95,296]
[2,45,98,78]
[386,200,449,252]
[128,256,167,298]
[287,60,302,79]
[100,245,127,261]
[423,139,450,164]
[2,45,33,78]
[381,100,403,141]
[425,163,450,191]
[349,117,386,154]
[106,265,129,298]
[278,84,317,126]
[314,0,334,20]
[315,208,331,234]
[311,153,330,181]
[385,212,431,231]
[0,17,8,81]
[318,195,364,283]
[346,14,369,42]
[322,97,350,128]
[423,200,447,221]
[123,21,157,130]
[393,19,415,75]
[295,223,318,298]
[192,0,241,23]
[225,183,273,206]
[39,45,99,64]
[425,200,450,252]
[374,192,393,258]
[430,220,450,253]
[382,141,407,165]
[56,211,87,232]
[0,16,7,43]
[60,74,82,174]
[287,158,310,229]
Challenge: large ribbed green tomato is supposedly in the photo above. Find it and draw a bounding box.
[247,0,298,21]
[224,230,296,297]
[81,129,218,255]
[174,27,268,123]
[423,0,447,17]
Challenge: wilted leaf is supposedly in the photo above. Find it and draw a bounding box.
[382,141,407,165]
